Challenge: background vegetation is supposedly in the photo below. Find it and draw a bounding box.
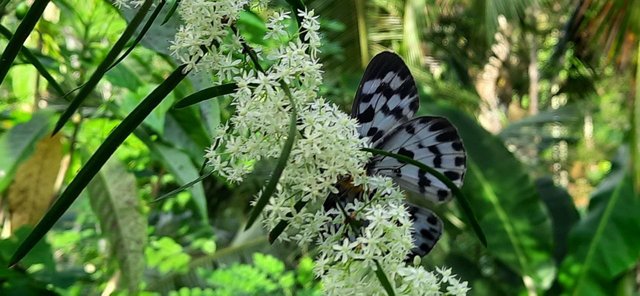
[0,0,639,295]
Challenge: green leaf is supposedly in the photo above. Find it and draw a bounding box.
[430,105,555,292]
[0,0,50,86]
[118,85,174,135]
[268,200,308,243]
[107,0,166,72]
[559,153,640,295]
[0,111,52,192]
[161,0,181,25]
[52,0,154,134]
[245,87,298,230]
[9,64,189,267]
[148,143,209,222]
[374,260,395,296]
[535,177,579,262]
[173,83,237,109]
[86,156,146,293]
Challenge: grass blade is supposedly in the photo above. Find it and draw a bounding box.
[374,259,395,296]
[0,0,50,86]
[362,147,487,247]
[52,0,154,135]
[9,64,189,267]
[173,83,237,108]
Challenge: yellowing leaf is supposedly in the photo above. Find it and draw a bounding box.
[8,133,64,230]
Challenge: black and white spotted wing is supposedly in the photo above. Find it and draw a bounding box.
[350,52,467,257]
[407,203,443,258]
[368,116,466,204]
[352,52,419,143]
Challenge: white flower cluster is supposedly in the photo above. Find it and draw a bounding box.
[315,178,470,295]
[169,2,469,295]
[169,0,265,75]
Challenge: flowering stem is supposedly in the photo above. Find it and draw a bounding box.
[362,147,487,247]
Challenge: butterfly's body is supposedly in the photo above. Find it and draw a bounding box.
[329,51,467,259]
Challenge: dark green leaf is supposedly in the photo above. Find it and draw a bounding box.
[9,64,189,267]
[107,0,166,72]
[245,89,298,230]
[535,177,579,262]
[161,0,181,25]
[173,83,237,109]
[0,0,50,86]
[373,259,395,296]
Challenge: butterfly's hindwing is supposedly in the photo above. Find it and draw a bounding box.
[407,203,443,258]
[368,116,466,203]
[352,52,419,143]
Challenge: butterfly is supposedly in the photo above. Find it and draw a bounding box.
[333,51,467,258]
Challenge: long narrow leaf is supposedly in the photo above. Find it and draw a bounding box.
[244,88,298,230]
[151,170,214,203]
[374,259,395,296]
[107,0,166,72]
[162,0,181,25]
[174,83,237,108]
[268,199,308,243]
[0,24,65,96]
[0,0,50,86]
[362,147,487,247]
[52,0,154,135]
[9,64,189,267]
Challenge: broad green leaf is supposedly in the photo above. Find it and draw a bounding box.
[118,2,180,56]
[165,106,211,159]
[535,177,579,262]
[0,111,52,192]
[559,153,640,296]
[430,105,555,292]
[149,143,208,222]
[87,156,146,293]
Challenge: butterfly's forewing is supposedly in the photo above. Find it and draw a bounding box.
[352,52,419,143]
[406,203,443,258]
[369,116,466,204]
